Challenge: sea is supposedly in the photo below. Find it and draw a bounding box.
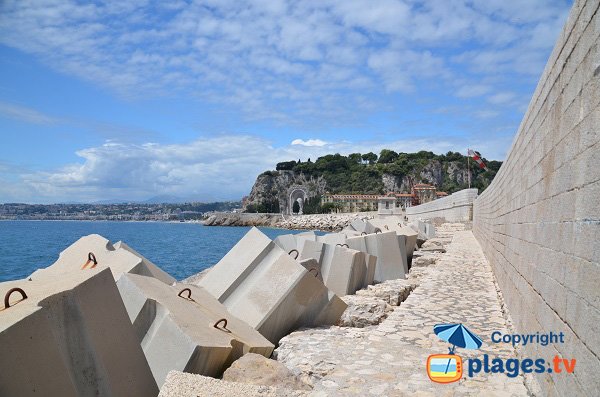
[0,220,310,283]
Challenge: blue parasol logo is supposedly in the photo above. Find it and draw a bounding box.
[434,323,483,354]
[427,323,483,381]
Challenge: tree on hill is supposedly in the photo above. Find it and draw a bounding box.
[361,152,378,164]
[378,149,399,164]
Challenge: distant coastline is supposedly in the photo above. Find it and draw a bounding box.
[0,218,203,223]
[0,201,241,222]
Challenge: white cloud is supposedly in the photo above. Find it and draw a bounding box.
[0,0,571,125]
[474,109,500,119]
[1,133,509,203]
[291,139,328,147]
[487,91,517,105]
[0,101,60,125]
[455,84,491,98]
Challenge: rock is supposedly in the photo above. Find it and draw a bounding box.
[420,239,444,249]
[223,353,312,391]
[419,246,446,253]
[338,295,393,327]
[355,279,415,306]
[411,256,437,267]
[160,371,311,397]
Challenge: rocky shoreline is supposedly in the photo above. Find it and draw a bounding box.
[202,212,375,231]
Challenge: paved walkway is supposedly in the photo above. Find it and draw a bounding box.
[275,226,530,396]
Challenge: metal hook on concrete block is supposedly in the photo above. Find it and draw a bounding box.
[384,225,389,230]
[288,249,299,260]
[214,318,228,331]
[81,252,98,270]
[308,268,319,277]
[336,243,349,248]
[4,287,27,309]
[361,232,367,236]
[178,288,192,299]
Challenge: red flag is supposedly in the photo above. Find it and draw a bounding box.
[468,149,488,171]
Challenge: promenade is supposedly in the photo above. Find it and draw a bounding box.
[275,224,531,396]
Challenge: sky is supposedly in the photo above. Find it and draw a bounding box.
[0,0,573,203]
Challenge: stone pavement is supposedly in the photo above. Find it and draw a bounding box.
[275,224,530,396]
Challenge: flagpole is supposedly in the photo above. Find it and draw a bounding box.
[467,149,471,189]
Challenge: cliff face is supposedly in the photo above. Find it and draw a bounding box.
[382,160,474,193]
[244,170,327,213]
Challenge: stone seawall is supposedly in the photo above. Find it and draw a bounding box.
[202,212,281,227]
[203,212,375,231]
[473,1,600,396]
[406,188,478,222]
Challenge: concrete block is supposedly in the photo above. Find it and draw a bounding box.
[410,220,436,240]
[298,239,325,264]
[117,274,274,387]
[317,245,365,296]
[368,217,418,257]
[340,229,364,238]
[273,234,297,253]
[294,231,317,242]
[396,235,409,274]
[364,254,377,287]
[347,219,375,234]
[0,268,158,397]
[114,241,176,285]
[347,231,406,282]
[316,232,347,246]
[298,258,322,282]
[30,234,176,284]
[197,228,346,343]
[273,233,377,295]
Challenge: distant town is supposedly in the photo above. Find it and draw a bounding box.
[0,202,242,221]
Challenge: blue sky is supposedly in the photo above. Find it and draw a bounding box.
[0,0,572,203]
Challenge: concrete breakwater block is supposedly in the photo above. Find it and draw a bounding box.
[298,258,322,283]
[0,268,158,397]
[346,231,407,282]
[320,244,370,296]
[345,217,418,260]
[363,253,377,287]
[197,228,347,344]
[315,232,347,246]
[347,218,376,234]
[298,239,325,265]
[275,232,375,296]
[272,233,297,253]
[117,274,274,387]
[410,220,436,240]
[30,234,176,285]
[367,217,418,258]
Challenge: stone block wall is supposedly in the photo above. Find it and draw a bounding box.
[473,0,600,395]
[406,188,478,222]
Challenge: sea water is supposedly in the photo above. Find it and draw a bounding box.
[0,220,309,282]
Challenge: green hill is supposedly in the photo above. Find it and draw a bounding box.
[244,150,502,213]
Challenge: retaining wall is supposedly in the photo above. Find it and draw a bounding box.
[406,188,478,222]
[473,0,600,395]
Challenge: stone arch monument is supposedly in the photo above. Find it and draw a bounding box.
[287,186,308,215]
